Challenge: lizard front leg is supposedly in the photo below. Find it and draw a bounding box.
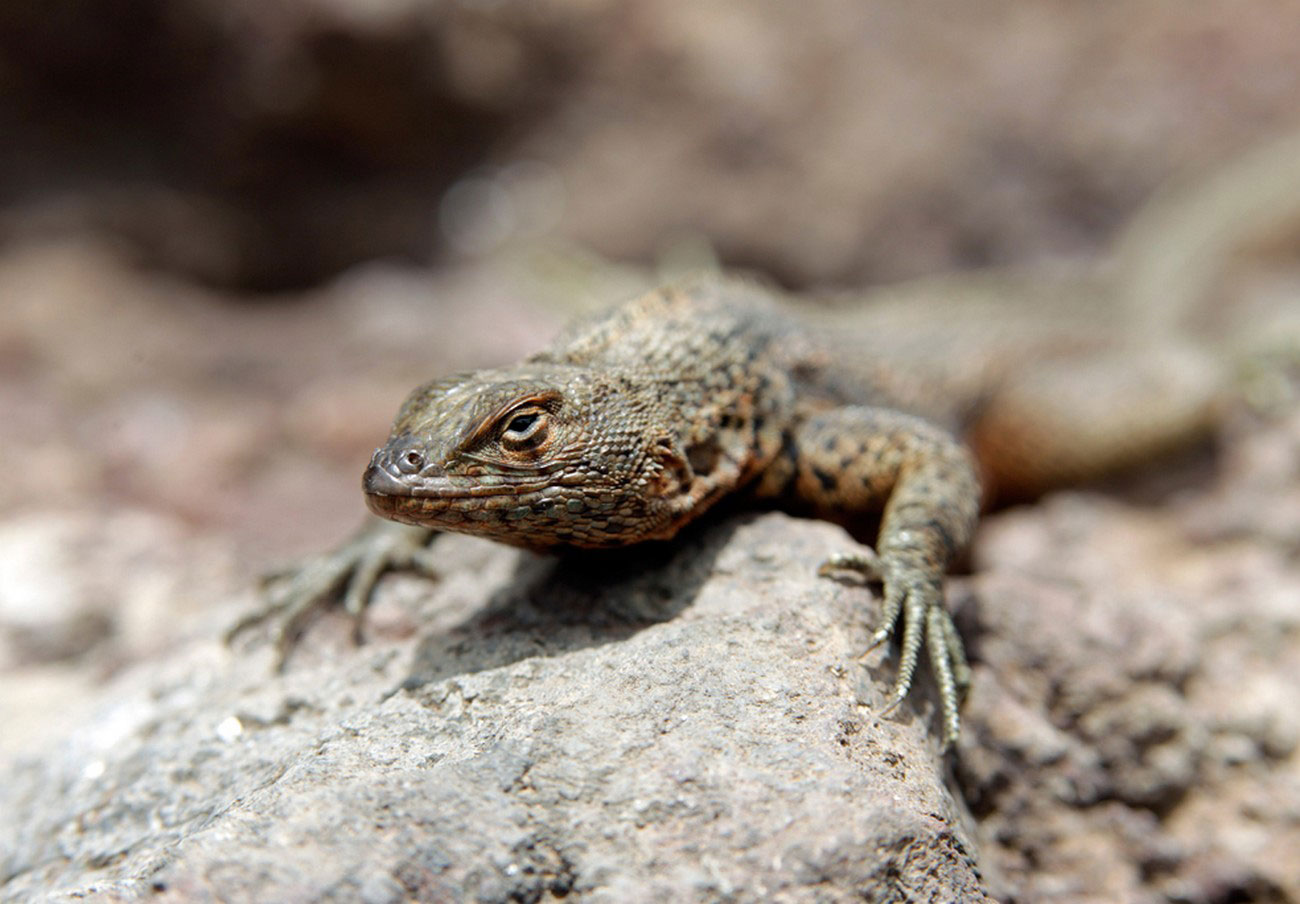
[227,519,439,668]
[756,407,981,748]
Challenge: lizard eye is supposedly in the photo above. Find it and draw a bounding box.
[507,412,539,434]
[500,409,549,450]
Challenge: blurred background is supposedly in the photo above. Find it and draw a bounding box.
[1,0,1299,732]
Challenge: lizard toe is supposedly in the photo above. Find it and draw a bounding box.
[830,548,967,750]
[227,521,437,668]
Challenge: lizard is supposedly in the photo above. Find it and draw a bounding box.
[234,125,1300,751]
[236,276,984,749]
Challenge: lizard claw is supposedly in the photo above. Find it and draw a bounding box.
[817,548,884,580]
[817,548,970,750]
[227,521,437,670]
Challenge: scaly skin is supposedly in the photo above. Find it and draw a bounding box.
[244,278,982,749]
[236,127,1300,754]
[364,286,802,549]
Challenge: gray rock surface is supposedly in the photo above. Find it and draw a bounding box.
[0,514,989,903]
[3,407,1299,903]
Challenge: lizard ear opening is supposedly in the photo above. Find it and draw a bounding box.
[686,436,722,477]
[650,436,693,498]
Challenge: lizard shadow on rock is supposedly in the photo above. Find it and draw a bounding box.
[400,516,746,691]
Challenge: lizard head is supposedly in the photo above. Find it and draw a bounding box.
[362,365,695,550]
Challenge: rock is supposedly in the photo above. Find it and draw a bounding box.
[958,407,1300,903]
[3,410,1299,902]
[0,514,991,902]
[0,508,239,760]
[0,509,237,667]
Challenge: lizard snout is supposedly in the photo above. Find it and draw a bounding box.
[362,462,411,496]
[364,439,440,496]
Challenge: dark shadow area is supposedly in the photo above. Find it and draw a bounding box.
[0,0,579,290]
[400,516,746,691]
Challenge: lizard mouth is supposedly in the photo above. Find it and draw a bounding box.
[362,461,556,525]
[364,490,459,525]
[363,461,552,499]
[364,461,463,499]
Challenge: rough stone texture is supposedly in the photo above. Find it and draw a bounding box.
[959,406,1300,903]
[0,515,989,903]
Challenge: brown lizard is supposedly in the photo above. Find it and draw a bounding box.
[236,127,1300,751]
[238,276,983,748]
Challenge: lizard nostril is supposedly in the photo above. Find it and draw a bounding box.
[397,449,425,474]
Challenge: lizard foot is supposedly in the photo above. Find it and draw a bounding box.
[818,549,970,750]
[226,521,437,670]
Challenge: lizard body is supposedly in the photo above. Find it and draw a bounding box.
[252,279,982,747]
[366,280,978,545]
[242,129,1300,752]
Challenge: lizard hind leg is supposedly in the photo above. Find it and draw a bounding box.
[766,405,980,750]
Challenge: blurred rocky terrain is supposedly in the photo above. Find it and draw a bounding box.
[3,0,1299,289]
[2,2,1299,902]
